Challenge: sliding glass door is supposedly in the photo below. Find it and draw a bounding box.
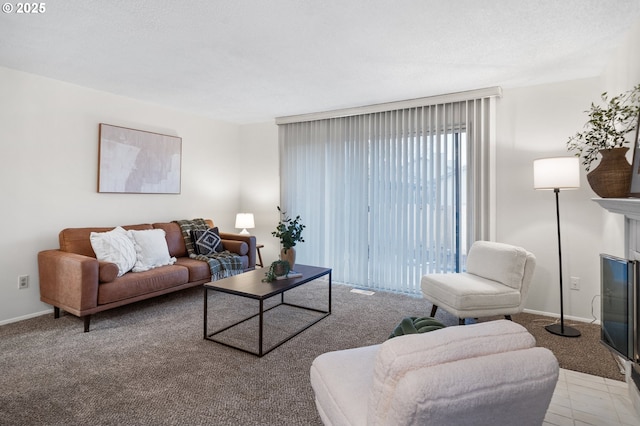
[279,96,493,295]
[368,128,467,293]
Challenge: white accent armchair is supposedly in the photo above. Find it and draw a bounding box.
[310,320,558,426]
[421,241,536,324]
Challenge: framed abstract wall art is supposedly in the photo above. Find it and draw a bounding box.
[98,123,182,194]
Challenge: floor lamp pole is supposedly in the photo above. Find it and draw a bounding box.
[545,188,581,337]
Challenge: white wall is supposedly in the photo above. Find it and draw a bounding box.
[496,19,640,322]
[0,67,244,324]
[496,78,607,321]
[237,121,281,265]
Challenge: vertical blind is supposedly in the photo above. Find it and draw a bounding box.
[278,90,497,294]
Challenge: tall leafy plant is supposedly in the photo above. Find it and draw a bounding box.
[567,84,640,171]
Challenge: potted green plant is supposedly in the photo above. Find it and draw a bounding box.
[262,260,291,282]
[567,84,640,197]
[271,206,305,270]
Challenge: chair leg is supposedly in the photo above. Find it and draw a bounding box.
[430,305,438,317]
[54,307,60,319]
[459,318,465,325]
[504,315,512,321]
[83,315,91,333]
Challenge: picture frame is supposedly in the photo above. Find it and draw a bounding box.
[629,111,640,197]
[98,123,182,194]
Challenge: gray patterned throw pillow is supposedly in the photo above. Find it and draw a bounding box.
[191,227,223,255]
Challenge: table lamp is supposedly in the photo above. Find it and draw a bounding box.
[235,213,255,235]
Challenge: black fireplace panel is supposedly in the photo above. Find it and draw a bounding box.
[600,254,635,361]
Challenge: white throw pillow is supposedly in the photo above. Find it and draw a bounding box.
[127,229,176,272]
[90,226,137,277]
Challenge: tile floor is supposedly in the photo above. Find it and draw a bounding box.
[544,368,640,425]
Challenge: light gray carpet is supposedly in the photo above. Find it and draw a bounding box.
[0,281,622,425]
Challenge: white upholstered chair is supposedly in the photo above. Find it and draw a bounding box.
[421,241,536,325]
[310,320,558,426]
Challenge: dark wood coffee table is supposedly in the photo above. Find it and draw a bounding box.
[203,264,331,357]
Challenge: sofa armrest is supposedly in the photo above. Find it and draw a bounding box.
[219,233,256,269]
[38,249,99,316]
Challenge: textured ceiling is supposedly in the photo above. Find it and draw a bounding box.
[2,0,640,123]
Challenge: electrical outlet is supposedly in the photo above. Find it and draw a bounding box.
[570,276,580,291]
[18,275,29,290]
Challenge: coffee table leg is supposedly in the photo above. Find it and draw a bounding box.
[259,299,264,357]
[329,271,332,312]
[203,287,208,339]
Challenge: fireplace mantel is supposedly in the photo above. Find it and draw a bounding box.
[592,198,640,220]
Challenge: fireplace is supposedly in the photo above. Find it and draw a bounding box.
[600,254,636,361]
[594,198,640,417]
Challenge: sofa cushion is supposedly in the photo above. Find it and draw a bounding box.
[237,255,249,271]
[175,257,212,282]
[466,241,528,289]
[127,229,177,272]
[60,224,153,257]
[89,226,137,276]
[368,320,535,424]
[152,222,187,258]
[97,265,189,305]
[420,272,521,311]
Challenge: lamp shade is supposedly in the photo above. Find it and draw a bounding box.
[235,213,255,230]
[533,157,580,190]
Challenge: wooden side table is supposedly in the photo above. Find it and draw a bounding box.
[256,244,264,267]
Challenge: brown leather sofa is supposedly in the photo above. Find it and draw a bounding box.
[38,220,256,332]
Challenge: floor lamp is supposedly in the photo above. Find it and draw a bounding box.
[533,157,581,337]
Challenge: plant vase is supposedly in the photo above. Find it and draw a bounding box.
[273,261,288,277]
[280,247,296,271]
[586,147,632,198]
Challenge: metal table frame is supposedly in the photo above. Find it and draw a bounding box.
[203,265,331,357]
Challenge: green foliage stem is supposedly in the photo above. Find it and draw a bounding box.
[271,206,305,251]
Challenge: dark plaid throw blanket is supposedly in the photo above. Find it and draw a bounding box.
[175,218,244,280]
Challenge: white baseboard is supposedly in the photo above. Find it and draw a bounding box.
[0,309,52,327]
[1,305,599,328]
[522,308,600,325]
